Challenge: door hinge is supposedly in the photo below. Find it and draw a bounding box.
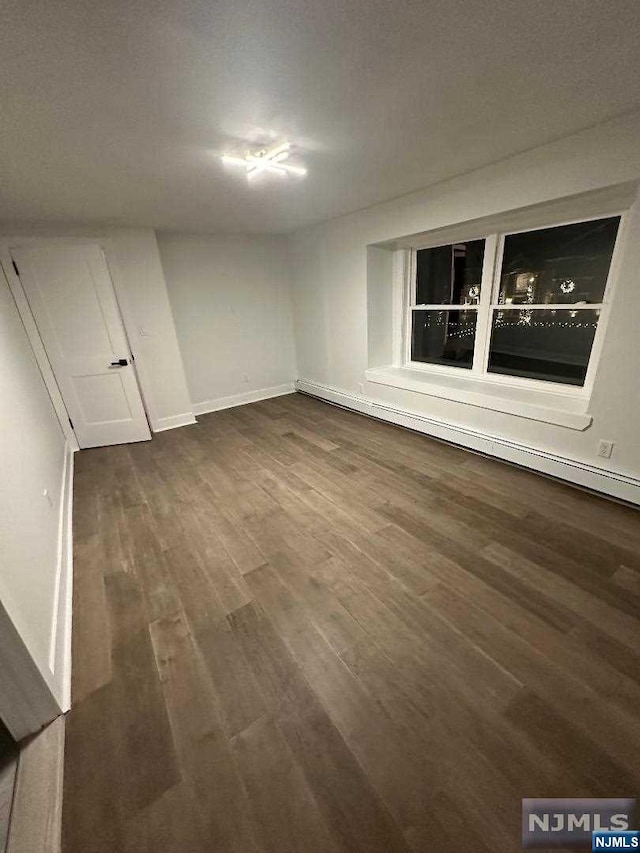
[12,260,20,277]
[68,417,74,430]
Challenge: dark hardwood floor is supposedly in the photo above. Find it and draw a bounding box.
[63,392,640,853]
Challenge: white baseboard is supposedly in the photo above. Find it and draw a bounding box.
[151,411,197,433]
[296,378,640,506]
[193,383,296,416]
[48,441,74,711]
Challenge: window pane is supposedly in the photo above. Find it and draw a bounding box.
[488,308,599,386]
[499,217,620,305]
[416,240,484,305]
[411,310,477,368]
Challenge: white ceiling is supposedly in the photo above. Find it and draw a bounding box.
[2,0,640,235]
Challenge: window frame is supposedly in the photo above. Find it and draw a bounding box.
[403,211,627,396]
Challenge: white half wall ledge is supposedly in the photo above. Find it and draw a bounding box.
[151,412,197,433]
[193,383,296,416]
[296,378,640,507]
[365,367,593,431]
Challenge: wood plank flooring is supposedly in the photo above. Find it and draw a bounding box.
[63,392,640,853]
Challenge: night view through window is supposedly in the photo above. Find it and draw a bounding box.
[410,218,620,385]
[489,216,620,385]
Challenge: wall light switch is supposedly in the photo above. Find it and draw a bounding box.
[138,326,149,337]
[597,440,614,459]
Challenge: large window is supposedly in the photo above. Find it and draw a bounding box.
[406,216,621,388]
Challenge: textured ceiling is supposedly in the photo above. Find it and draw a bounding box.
[2,0,640,234]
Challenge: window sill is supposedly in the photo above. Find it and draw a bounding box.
[364,367,593,430]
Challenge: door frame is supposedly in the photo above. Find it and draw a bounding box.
[0,598,61,740]
[0,237,152,448]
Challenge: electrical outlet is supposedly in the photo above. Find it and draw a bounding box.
[597,440,614,459]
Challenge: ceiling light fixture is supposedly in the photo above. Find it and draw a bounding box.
[221,141,307,179]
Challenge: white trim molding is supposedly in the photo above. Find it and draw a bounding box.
[48,441,75,712]
[151,412,197,433]
[193,383,296,416]
[296,378,640,506]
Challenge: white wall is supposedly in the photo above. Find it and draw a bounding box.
[0,269,67,707]
[158,233,297,412]
[0,226,194,433]
[289,110,640,485]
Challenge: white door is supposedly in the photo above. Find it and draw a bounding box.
[12,244,151,449]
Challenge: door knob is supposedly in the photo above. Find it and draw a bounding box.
[109,358,128,367]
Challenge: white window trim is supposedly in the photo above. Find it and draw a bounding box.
[402,210,628,399]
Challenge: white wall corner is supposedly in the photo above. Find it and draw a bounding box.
[296,378,640,506]
[192,383,296,416]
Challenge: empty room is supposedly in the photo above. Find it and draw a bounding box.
[2,1,640,851]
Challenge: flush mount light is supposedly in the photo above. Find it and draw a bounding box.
[221,141,307,179]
